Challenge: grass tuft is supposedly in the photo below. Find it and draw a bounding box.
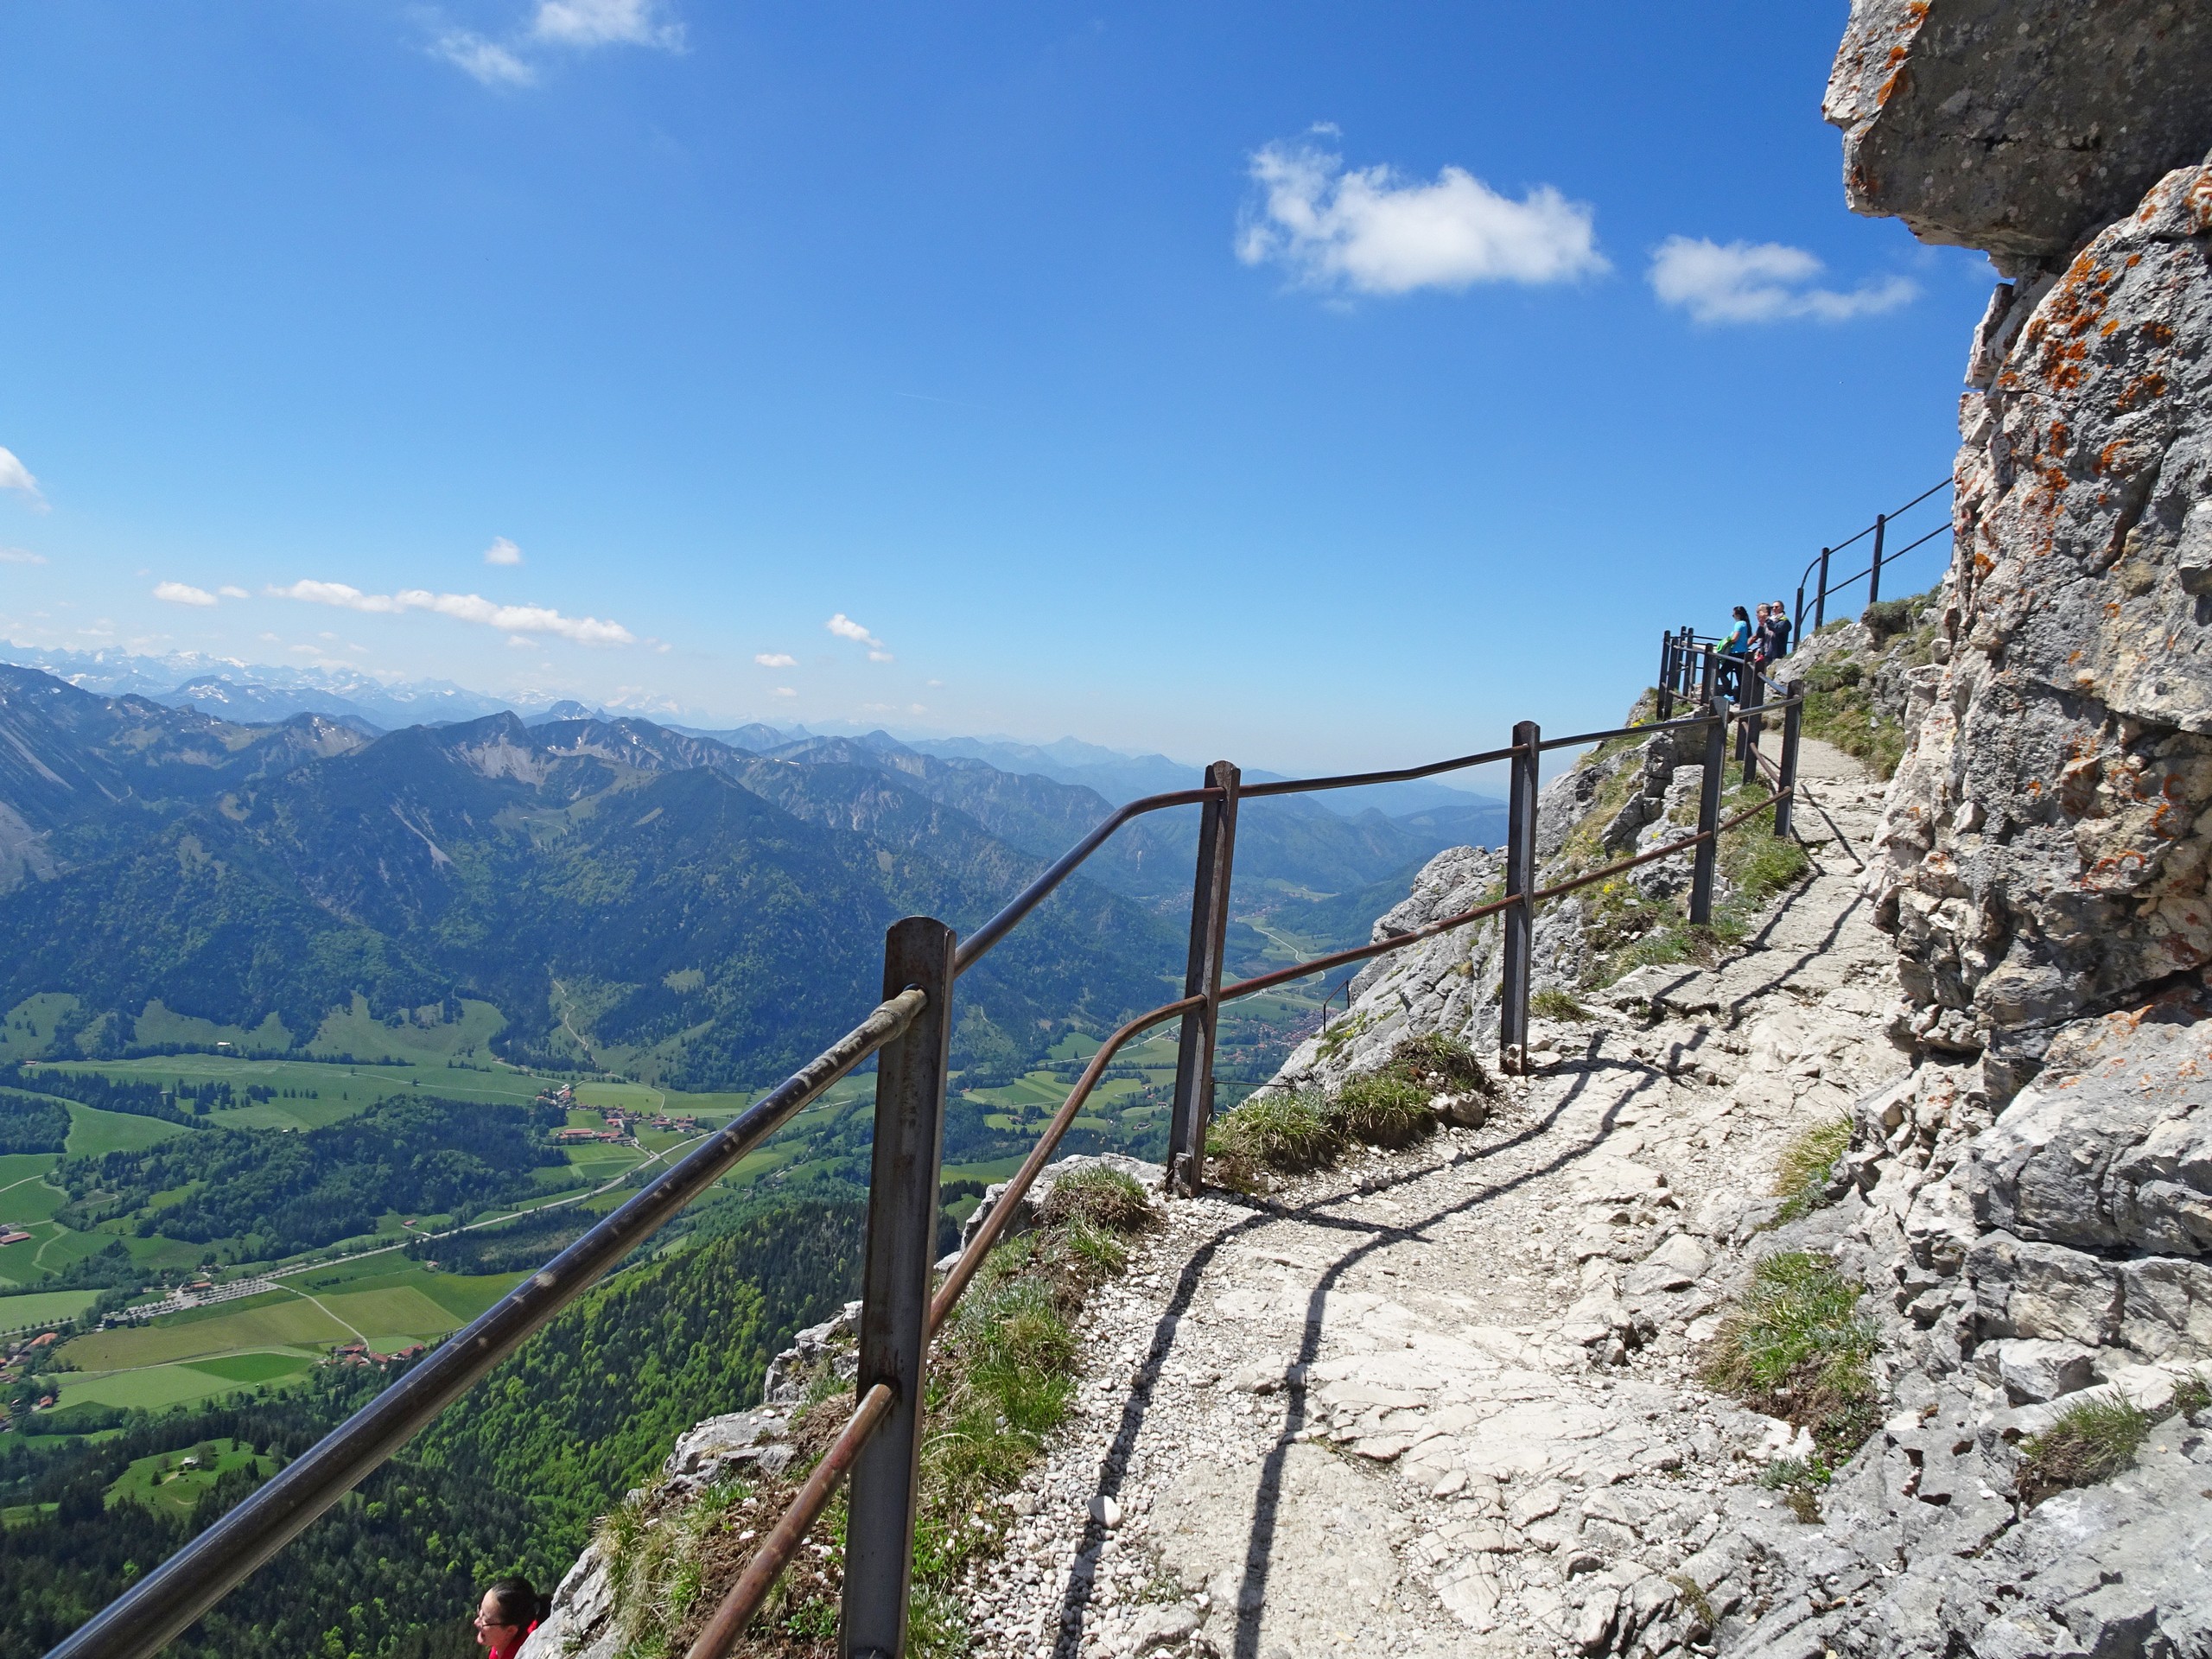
[1036,1165,1156,1236]
[2174,1373,2212,1420]
[1207,1089,1342,1190]
[1530,987,1592,1023]
[1383,1032,1494,1097]
[1773,1116,1854,1224]
[1700,1251,1880,1466]
[2017,1395,2155,1508]
[1332,1072,1436,1148]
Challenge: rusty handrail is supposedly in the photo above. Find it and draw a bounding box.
[682,1382,897,1659]
[955,785,1218,975]
[1239,741,1522,798]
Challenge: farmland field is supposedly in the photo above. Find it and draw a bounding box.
[187,1351,313,1383]
[63,1295,351,1370]
[0,1287,99,1332]
[60,1101,188,1157]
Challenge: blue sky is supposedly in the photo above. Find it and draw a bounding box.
[0,1,1986,771]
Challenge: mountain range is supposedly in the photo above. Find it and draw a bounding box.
[0,660,1504,1090]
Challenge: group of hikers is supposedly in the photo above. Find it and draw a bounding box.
[1714,600,1793,696]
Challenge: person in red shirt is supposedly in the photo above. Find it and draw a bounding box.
[474,1577,546,1659]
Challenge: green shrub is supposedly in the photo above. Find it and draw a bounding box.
[1700,1251,1880,1465]
[1774,1116,1854,1223]
[2173,1373,2212,1419]
[2017,1394,2156,1507]
[1331,1072,1437,1148]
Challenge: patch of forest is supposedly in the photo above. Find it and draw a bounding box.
[51,1095,569,1255]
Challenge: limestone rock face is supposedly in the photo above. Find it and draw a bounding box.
[1866,145,2212,1094]
[1824,0,2212,266]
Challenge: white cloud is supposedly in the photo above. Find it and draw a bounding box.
[219,584,250,599]
[432,30,537,86]
[154,582,219,607]
[270,578,634,645]
[0,447,47,508]
[754,652,798,667]
[772,686,798,698]
[826,613,892,659]
[1648,237,1916,324]
[1237,139,1605,296]
[485,536,524,566]
[532,0,683,48]
[0,547,45,565]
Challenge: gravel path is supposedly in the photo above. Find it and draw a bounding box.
[954,741,1910,1659]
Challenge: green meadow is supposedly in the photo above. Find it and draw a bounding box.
[105,1438,277,1518]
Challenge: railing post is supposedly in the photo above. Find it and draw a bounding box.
[1166,760,1240,1198]
[1656,633,1675,721]
[1689,700,1728,927]
[1815,547,1831,629]
[1498,721,1540,1075]
[1774,696,1802,840]
[1795,582,1805,635]
[1867,512,1887,607]
[1738,670,1764,787]
[841,917,955,1659]
[1699,644,1719,704]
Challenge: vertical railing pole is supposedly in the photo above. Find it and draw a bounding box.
[1738,668,1764,787]
[841,917,955,1659]
[1656,633,1675,721]
[1498,721,1540,1076]
[1699,643,1719,705]
[1166,760,1240,1198]
[1867,512,1887,607]
[1815,547,1831,629]
[1795,582,1805,635]
[1689,700,1728,927]
[1774,696,1802,841]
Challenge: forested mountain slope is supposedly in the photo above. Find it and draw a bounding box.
[0,674,1179,1088]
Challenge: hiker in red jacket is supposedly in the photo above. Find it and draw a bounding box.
[474,1577,547,1659]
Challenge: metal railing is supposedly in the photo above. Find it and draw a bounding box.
[1796,476,1952,632]
[49,684,1808,1659]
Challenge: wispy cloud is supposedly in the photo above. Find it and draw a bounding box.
[485,536,524,566]
[826,613,893,662]
[431,0,681,86]
[432,30,536,86]
[0,447,47,509]
[772,686,798,698]
[219,584,251,599]
[0,547,46,565]
[532,0,682,48]
[271,579,634,645]
[154,581,219,607]
[1648,237,1916,324]
[754,652,798,667]
[1237,137,1605,296]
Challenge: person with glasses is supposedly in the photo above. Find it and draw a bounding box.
[474,1576,547,1659]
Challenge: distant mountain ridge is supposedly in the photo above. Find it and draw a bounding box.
[0,653,1505,1087]
[0,668,1179,1087]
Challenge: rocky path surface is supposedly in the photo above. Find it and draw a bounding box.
[955,740,1911,1659]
